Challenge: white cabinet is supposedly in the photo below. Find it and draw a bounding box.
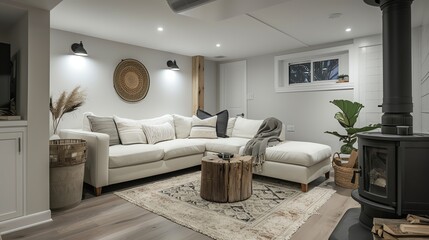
[0,127,25,222]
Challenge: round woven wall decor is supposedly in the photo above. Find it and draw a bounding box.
[113,59,150,102]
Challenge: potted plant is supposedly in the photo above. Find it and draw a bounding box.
[325,99,381,154]
[49,86,88,210]
[337,74,349,82]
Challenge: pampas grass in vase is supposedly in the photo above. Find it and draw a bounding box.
[50,86,86,136]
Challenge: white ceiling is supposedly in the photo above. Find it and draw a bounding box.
[50,0,427,61]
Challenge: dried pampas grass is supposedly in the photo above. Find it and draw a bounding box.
[50,86,86,134]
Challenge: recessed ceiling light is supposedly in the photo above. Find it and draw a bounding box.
[216,43,221,47]
[345,27,352,32]
[157,27,164,32]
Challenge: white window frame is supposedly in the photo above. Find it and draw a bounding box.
[274,45,354,93]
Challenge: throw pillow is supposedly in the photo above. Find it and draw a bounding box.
[114,116,147,144]
[226,117,237,137]
[142,122,175,144]
[189,115,217,139]
[87,115,120,146]
[196,109,229,138]
[173,114,192,139]
[231,117,263,139]
[82,112,94,131]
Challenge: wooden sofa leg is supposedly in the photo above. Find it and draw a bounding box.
[301,184,308,192]
[325,171,330,179]
[95,187,102,196]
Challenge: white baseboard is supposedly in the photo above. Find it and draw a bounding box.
[0,210,52,235]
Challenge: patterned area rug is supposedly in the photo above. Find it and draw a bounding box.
[115,172,335,240]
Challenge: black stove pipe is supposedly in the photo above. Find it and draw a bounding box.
[365,0,414,135]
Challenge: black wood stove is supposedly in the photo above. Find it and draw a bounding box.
[330,0,429,239]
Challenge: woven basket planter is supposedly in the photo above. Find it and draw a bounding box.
[332,152,359,189]
[49,139,87,210]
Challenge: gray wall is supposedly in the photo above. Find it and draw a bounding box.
[50,29,197,130]
[245,45,354,152]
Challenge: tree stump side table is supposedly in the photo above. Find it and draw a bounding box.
[200,155,252,203]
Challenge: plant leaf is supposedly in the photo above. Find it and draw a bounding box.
[346,124,381,135]
[330,99,364,128]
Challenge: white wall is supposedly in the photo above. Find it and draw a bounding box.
[244,42,354,152]
[0,1,51,230]
[204,60,218,114]
[50,29,194,130]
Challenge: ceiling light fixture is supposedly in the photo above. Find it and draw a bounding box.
[216,43,221,47]
[71,41,88,56]
[167,60,180,70]
[345,27,352,32]
[157,27,164,32]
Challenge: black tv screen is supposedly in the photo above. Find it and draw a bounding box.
[0,42,12,112]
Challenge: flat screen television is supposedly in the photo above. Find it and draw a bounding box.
[0,42,14,115]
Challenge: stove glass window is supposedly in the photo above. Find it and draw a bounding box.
[364,146,388,197]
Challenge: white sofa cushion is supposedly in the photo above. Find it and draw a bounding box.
[155,139,206,160]
[114,116,146,144]
[189,115,218,139]
[173,114,192,139]
[231,118,263,139]
[205,137,250,154]
[142,122,176,144]
[265,141,332,167]
[139,114,174,127]
[226,117,237,137]
[109,144,164,168]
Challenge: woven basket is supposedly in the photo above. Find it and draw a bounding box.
[332,152,359,189]
[49,139,87,168]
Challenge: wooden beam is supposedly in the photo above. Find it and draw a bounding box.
[192,56,204,114]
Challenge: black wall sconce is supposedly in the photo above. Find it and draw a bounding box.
[167,60,180,70]
[71,41,88,56]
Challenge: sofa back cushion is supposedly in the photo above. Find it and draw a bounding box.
[173,114,192,139]
[87,115,121,146]
[189,115,218,139]
[142,122,176,144]
[231,117,263,139]
[139,114,174,127]
[226,117,237,137]
[114,116,147,144]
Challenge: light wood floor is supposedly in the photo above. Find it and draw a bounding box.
[2,168,359,240]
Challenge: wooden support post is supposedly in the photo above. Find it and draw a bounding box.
[192,55,204,114]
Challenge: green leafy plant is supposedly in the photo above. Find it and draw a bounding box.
[325,99,381,154]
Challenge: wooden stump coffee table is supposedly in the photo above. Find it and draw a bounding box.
[200,155,252,203]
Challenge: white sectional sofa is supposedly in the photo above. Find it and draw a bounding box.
[60,113,332,196]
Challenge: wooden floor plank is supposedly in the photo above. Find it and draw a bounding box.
[1,169,359,240]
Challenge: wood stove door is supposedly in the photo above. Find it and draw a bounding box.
[359,139,397,207]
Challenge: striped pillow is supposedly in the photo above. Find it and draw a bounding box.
[87,115,120,146]
[114,116,147,145]
[142,122,175,144]
[189,115,217,139]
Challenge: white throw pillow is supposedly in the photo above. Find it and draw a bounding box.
[139,114,174,127]
[142,122,175,144]
[114,116,147,144]
[226,117,237,137]
[231,117,263,139]
[173,114,192,139]
[189,115,217,139]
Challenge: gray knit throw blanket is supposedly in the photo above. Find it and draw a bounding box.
[243,117,283,172]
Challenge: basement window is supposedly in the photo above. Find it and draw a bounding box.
[275,45,353,92]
